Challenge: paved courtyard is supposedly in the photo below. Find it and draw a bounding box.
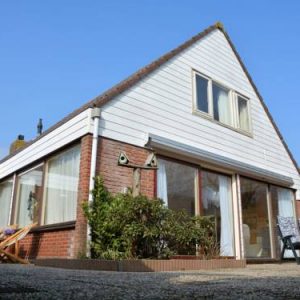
[0,263,300,299]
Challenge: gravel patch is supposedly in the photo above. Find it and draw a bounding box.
[0,263,300,299]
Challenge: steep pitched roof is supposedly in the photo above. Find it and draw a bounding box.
[1,22,298,174]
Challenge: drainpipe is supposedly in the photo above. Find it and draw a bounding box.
[86,106,101,257]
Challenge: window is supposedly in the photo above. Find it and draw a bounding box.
[194,72,251,133]
[201,171,234,256]
[237,95,250,132]
[43,145,80,224]
[240,178,271,258]
[212,83,232,126]
[16,165,43,227]
[157,158,197,216]
[195,74,209,114]
[270,186,295,258]
[0,178,13,227]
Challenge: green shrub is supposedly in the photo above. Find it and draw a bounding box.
[83,176,217,259]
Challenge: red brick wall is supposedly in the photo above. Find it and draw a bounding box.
[295,200,300,219]
[97,137,156,198]
[18,229,75,259]
[73,134,93,257]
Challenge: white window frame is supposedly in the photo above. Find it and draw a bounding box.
[234,93,252,134]
[193,70,252,136]
[14,163,44,225]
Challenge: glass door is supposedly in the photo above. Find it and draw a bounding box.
[240,177,271,258]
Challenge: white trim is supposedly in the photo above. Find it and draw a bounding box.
[232,174,242,259]
[266,186,275,259]
[8,174,16,225]
[236,174,245,259]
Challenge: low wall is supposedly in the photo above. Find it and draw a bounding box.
[33,258,246,272]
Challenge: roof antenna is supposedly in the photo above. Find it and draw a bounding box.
[37,118,43,136]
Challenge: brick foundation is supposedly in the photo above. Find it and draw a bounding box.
[18,228,75,259]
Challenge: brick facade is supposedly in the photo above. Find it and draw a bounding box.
[97,137,156,198]
[16,135,156,259]
[295,200,300,219]
[18,228,75,259]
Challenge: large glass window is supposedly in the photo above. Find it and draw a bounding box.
[44,145,80,224]
[157,158,196,216]
[201,171,234,256]
[0,178,13,227]
[240,178,271,258]
[16,165,43,227]
[271,186,295,258]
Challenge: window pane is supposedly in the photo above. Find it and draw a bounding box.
[0,179,13,227]
[212,83,232,126]
[44,145,80,224]
[157,158,196,216]
[238,96,250,131]
[16,166,43,227]
[195,74,209,114]
[202,171,234,256]
[240,178,271,258]
[271,186,294,259]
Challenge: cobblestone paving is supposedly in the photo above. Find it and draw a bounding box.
[1,263,300,299]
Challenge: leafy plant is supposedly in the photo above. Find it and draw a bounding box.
[83,176,217,260]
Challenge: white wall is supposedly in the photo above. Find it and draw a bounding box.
[98,29,300,196]
[0,109,92,179]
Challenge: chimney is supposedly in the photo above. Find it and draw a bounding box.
[9,135,27,154]
[37,118,43,136]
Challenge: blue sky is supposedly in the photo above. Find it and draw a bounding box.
[1,1,300,164]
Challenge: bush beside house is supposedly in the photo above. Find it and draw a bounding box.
[83,176,217,260]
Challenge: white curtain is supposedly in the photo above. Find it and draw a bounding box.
[219,175,234,256]
[44,145,80,224]
[0,180,13,228]
[277,187,294,258]
[17,177,35,227]
[278,188,294,217]
[157,159,168,206]
[215,87,232,126]
[238,98,249,131]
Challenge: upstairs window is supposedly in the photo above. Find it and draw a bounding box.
[194,72,251,134]
[212,83,233,126]
[237,95,250,132]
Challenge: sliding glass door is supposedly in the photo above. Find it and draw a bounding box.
[157,159,234,257]
[271,186,295,258]
[240,178,271,258]
[157,158,197,216]
[201,171,234,256]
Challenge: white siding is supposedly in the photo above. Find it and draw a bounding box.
[0,109,91,179]
[98,29,300,196]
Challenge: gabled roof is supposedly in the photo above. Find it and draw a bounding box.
[1,22,299,174]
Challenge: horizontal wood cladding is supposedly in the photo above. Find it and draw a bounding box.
[0,109,91,179]
[98,30,300,194]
